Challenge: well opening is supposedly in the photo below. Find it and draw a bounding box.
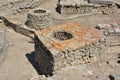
[53,30,73,41]
[34,9,46,13]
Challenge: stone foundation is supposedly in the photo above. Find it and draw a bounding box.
[34,22,104,76]
[53,42,103,71]
[58,0,114,15]
[26,8,52,30]
[35,36,103,76]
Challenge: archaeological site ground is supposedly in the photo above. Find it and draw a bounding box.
[0,0,120,80]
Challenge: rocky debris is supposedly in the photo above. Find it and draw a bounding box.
[2,2,9,6]
[0,0,22,7]
[109,74,120,80]
[95,22,120,46]
[95,23,120,30]
[106,59,118,68]
[13,10,18,14]
[9,0,22,5]
[110,23,119,27]
[0,20,3,23]
[19,2,36,10]
[17,0,46,12]
[95,24,111,30]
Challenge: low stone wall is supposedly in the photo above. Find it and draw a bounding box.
[34,34,105,76]
[26,8,52,30]
[0,16,34,38]
[53,42,104,71]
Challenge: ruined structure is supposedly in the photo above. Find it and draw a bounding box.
[58,0,114,14]
[96,22,120,46]
[26,8,52,30]
[34,22,104,76]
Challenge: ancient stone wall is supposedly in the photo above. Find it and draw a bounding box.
[26,9,52,30]
[53,41,104,71]
[58,0,114,15]
[0,16,34,38]
[34,35,105,76]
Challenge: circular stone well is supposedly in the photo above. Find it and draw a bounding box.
[26,8,51,30]
[53,30,73,41]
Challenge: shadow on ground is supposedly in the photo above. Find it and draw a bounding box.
[56,0,61,14]
[118,53,120,64]
[26,51,42,75]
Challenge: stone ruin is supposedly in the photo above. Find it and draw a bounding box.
[95,22,120,46]
[34,22,105,76]
[57,0,114,14]
[26,8,52,30]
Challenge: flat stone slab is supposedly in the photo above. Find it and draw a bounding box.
[35,22,100,52]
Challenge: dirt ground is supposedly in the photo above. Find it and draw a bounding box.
[0,26,38,80]
[0,0,120,80]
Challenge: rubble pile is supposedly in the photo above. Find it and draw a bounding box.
[96,22,120,46]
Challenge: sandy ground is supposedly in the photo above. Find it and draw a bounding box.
[0,0,120,80]
[0,26,38,80]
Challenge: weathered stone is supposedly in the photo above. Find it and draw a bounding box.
[106,60,117,68]
[34,22,104,76]
[0,20,3,23]
[58,0,114,14]
[109,74,120,80]
[9,0,22,5]
[13,10,18,14]
[26,8,52,30]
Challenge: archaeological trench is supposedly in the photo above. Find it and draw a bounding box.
[0,0,120,79]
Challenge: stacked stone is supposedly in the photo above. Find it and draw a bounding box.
[61,5,93,14]
[59,0,114,15]
[26,9,51,30]
[53,41,103,71]
[35,34,104,76]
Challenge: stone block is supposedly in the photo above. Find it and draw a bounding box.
[109,74,120,80]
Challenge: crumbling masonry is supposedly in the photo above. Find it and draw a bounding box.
[58,0,114,14]
[34,22,105,76]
